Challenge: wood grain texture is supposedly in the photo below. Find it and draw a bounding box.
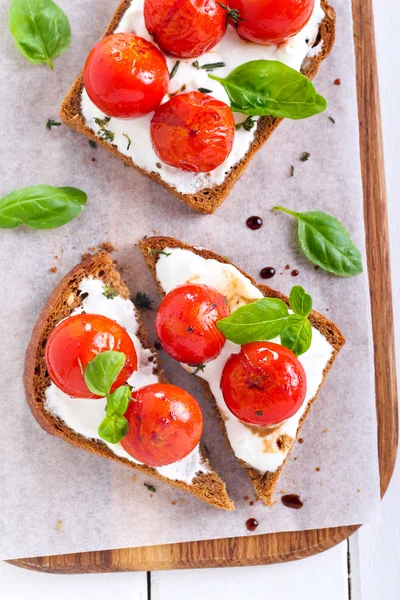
[10,0,397,573]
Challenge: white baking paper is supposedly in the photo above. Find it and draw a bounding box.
[0,0,380,560]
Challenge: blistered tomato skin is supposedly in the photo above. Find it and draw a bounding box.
[155,284,230,365]
[150,92,236,172]
[83,33,169,118]
[229,0,314,45]
[220,341,307,426]
[45,314,138,398]
[144,0,227,59]
[120,383,203,466]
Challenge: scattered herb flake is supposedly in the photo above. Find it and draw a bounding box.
[170,60,180,79]
[193,61,225,71]
[144,483,156,493]
[89,140,97,149]
[133,291,154,310]
[46,119,61,130]
[148,249,171,257]
[102,284,118,299]
[255,411,263,416]
[328,116,336,124]
[198,87,213,94]
[236,116,256,131]
[122,133,131,150]
[300,152,310,162]
[290,165,295,177]
[94,116,115,142]
[56,520,63,531]
[169,84,186,97]
[156,162,162,169]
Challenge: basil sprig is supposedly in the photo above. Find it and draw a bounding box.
[84,351,131,444]
[217,286,313,356]
[0,185,86,229]
[209,60,326,119]
[9,0,71,69]
[275,206,363,276]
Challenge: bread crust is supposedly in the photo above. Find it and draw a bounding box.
[60,0,336,214]
[24,251,234,510]
[139,236,346,505]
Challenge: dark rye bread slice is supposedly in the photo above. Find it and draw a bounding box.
[60,0,336,215]
[24,251,234,511]
[139,237,346,505]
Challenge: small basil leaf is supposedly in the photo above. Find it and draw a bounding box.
[98,415,129,444]
[280,315,312,356]
[209,60,326,119]
[9,0,71,69]
[0,185,87,229]
[217,298,289,344]
[275,206,363,276]
[289,286,312,317]
[84,351,126,397]
[107,386,131,417]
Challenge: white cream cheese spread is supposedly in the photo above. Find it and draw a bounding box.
[44,278,208,484]
[81,0,325,194]
[156,248,333,473]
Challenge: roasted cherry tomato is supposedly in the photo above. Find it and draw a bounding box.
[155,284,230,365]
[220,341,307,426]
[229,0,314,45]
[83,33,169,118]
[45,314,138,398]
[150,92,235,172]
[144,0,227,59]
[121,383,203,466]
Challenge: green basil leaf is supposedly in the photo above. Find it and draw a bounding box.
[209,60,326,119]
[98,415,129,444]
[9,0,71,69]
[84,351,126,397]
[217,298,289,344]
[280,314,312,356]
[0,185,86,229]
[275,206,363,276]
[289,286,312,317]
[107,386,131,417]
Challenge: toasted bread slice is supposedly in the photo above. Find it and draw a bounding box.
[139,237,345,505]
[24,251,234,510]
[60,0,336,215]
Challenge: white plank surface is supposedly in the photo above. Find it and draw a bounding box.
[0,561,147,600]
[151,543,348,600]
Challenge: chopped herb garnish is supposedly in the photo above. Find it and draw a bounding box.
[191,363,206,375]
[223,255,230,261]
[192,60,226,71]
[46,119,61,130]
[198,87,213,94]
[354,32,359,37]
[328,116,336,124]
[156,162,162,169]
[133,291,154,310]
[56,520,63,531]
[144,483,156,493]
[123,133,131,150]
[94,116,114,142]
[102,284,118,299]
[170,60,180,79]
[89,140,97,149]
[235,116,256,131]
[217,2,243,29]
[148,249,171,257]
[255,411,264,416]
[290,165,295,177]
[300,152,310,162]
[169,84,186,97]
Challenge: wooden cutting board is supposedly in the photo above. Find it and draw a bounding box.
[10,0,398,573]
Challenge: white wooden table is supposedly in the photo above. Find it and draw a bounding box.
[1,1,398,597]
